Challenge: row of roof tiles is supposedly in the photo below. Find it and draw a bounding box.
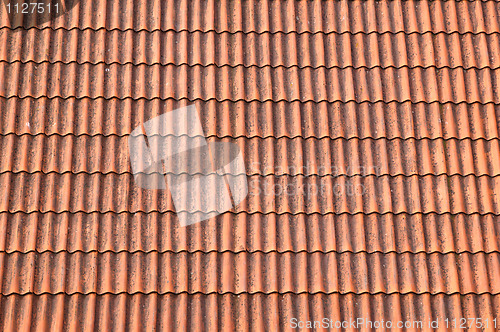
[2,29,500,69]
[1,63,500,103]
[1,212,499,254]
[1,135,500,176]
[1,173,500,214]
[2,98,499,139]
[1,293,498,332]
[0,0,499,329]
[2,0,499,34]
[0,251,498,295]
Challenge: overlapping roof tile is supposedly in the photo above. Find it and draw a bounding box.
[0,251,498,295]
[2,98,499,139]
[0,97,500,140]
[2,135,500,176]
[1,212,498,254]
[1,293,499,332]
[2,29,500,69]
[2,0,500,34]
[2,62,500,103]
[1,172,500,214]
[0,0,499,329]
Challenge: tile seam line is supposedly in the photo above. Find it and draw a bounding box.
[0,249,498,255]
[1,26,500,36]
[2,170,500,178]
[2,171,500,178]
[2,133,500,141]
[3,210,500,217]
[2,95,499,106]
[2,59,500,70]
[4,60,500,71]
[0,291,498,297]
[2,133,500,143]
[1,211,499,217]
[2,95,500,105]
[2,293,500,299]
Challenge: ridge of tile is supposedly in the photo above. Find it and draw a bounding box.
[2,98,499,139]
[1,291,500,297]
[1,172,500,215]
[1,135,500,177]
[1,211,499,255]
[1,29,500,69]
[4,26,500,36]
[1,249,499,256]
[3,132,500,142]
[1,0,499,34]
[0,251,498,296]
[1,293,498,332]
[1,63,500,103]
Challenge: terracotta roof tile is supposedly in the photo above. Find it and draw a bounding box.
[2,98,499,139]
[2,134,500,177]
[2,29,500,69]
[0,251,498,295]
[1,212,498,255]
[1,0,499,328]
[0,293,498,331]
[1,172,500,214]
[2,62,500,103]
[2,0,499,34]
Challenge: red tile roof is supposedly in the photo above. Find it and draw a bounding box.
[2,173,500,214]
[2,135,500,176]
[0,251,499,295]
[0,0,499,330]
[2,99,499,139]
[2,0,500,34]
[2,293,499,331]
[2,29,500,69]
[2,212,499,254]
[2,62,500,103]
